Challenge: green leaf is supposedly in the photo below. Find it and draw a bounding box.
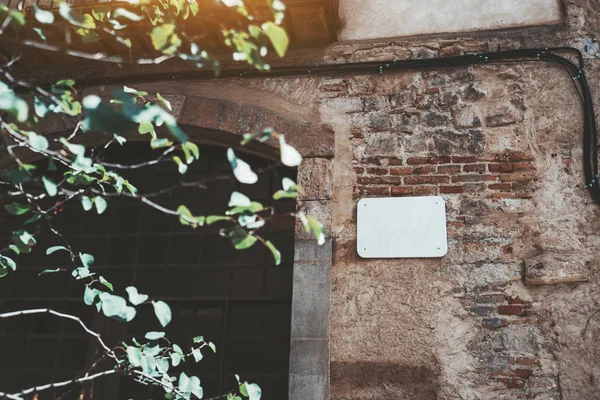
[8,10,25,25]
[229,191,251,207]
[59,3,96,29]
[239,383,249,397]
[114,134,127,145]
[150,137,173,149]
[126,286,149,305]
[262,21,289,57]
[81,196,93,211]
[206,215,231,225]
[127,346,143,367]
[208,342,216,353]
[72,267,92,280]
[182,142,199,163]
[145,331,165,340]
[28,132,49,151]
[4,203,31,215]
[228,229,257,250]
[150,24,175,50]
[246,383,262,400]
[227,149,257,184]
[33,27,47,41]
[152,300,172,328]
[33,5,54,24]
[46,246,68,255]
[279,135,302,167]
[0,267,7,279]
[192,348,203,362]
[55,79,76,88]
[123,85,149,96]
[99,276,113,291]
[12,230,36,254]
[172,156,188,174]
[38,268,62,276]
[265,240,281,266]
[42,176,58,197]
[170,352,182,367]
[193,336,204,343]
[100,292,136,322]
[80,252,94,268]
[306,214,325,245]
[83,286,99,305]
[0,255,16,271]
[0,86,28,122]
[94,196,107,214]
[189,0,199,15]
[156,93,172,111]
[138,121,156,138]
[177,205,204,227]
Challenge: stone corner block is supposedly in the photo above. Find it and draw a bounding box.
[524,252,589,286]
[298,158,333,201]
[295,200,333,241]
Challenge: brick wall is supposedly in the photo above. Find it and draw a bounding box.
[322,48,592,398]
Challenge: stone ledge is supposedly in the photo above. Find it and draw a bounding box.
[524,253,589,285]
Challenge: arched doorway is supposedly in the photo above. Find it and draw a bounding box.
[0,141,296,399]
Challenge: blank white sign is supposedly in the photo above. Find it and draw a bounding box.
[357,196,448,258]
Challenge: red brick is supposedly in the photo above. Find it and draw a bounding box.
[391,186,414,196]
[498,305,524,315]
[361,157,382,166]
[561,157,572,168]
[354,167,365,175]
[488,183,512,191]
[390,167,412,176]
[508,152,534,162]
[414,186,439,195]
[407,156,430,165]
[428,156,452,164]
[438,165,461,173]
[493,368,532,379]
[405,176,450,185]
[386,158,404,166]
[499,171,535,182]
[440,185,463,194]
[491,192,515,199]
[463,164,486,173]
[367,167,389,176]
[413,166,436,174]
[488,163,514,173]
[484,175,499,182]
[451,175,484,183]
[426,87,440,94]
[462,183,486,193]
[452,156,477,163]
[513,161,535,171]
[365,186,390,196]
[358,176,403,185]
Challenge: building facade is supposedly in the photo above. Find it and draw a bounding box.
[3,0,600,399]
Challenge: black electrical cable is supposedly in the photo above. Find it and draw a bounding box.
[33,47,600,204]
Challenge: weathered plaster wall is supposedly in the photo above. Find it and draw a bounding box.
[338,0,562,40]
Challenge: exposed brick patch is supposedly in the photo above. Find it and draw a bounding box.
[413,166,436,174]
[452,155,477,163]
[463,164,486,173]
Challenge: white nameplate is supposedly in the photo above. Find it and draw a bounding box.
[357,196,448,258]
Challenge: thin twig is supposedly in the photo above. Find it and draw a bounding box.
[9,369,119,397]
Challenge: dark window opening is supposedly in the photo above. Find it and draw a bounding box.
[0,143,296,400]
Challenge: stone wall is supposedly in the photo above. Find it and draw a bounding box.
[60,0,600,398]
